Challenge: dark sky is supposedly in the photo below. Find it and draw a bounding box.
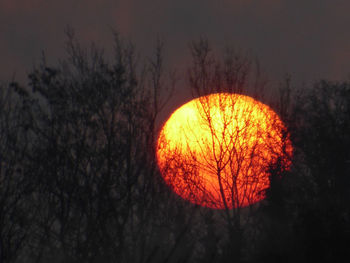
[1,0,350,86]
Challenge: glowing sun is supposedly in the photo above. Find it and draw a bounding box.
[156,93,292,209]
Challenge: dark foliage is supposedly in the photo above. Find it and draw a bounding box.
[0,36,349,262]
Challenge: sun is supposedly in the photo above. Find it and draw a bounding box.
[156,93,293,209]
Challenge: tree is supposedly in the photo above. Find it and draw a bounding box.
[4,31,190,263]
[289,80,350,262]
[156,39,292,262]
[3,32,350,263]
[0,83,34,263]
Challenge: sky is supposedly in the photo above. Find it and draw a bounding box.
[1,0,350,88]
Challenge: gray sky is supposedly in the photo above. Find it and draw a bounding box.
[1,0,349,87]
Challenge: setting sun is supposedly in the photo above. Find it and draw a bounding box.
[156,93,293,209]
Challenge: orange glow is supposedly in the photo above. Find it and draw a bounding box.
[156,93,293,209]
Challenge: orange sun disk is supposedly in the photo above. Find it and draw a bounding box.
[156,93,293,209]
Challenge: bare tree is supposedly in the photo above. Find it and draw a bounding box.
[22,33,160,262]
[1,30,199,263]
[157,39,292,262]
[0,83,34,263]
[7,34,350,263]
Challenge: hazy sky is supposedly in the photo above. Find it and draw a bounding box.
[1,0,349,86]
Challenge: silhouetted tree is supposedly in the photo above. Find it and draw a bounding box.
[2,32,350,263]
[165,39,291,262]
[289,80,350,262]
[4,31,195,263]
[0,83,34,263]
